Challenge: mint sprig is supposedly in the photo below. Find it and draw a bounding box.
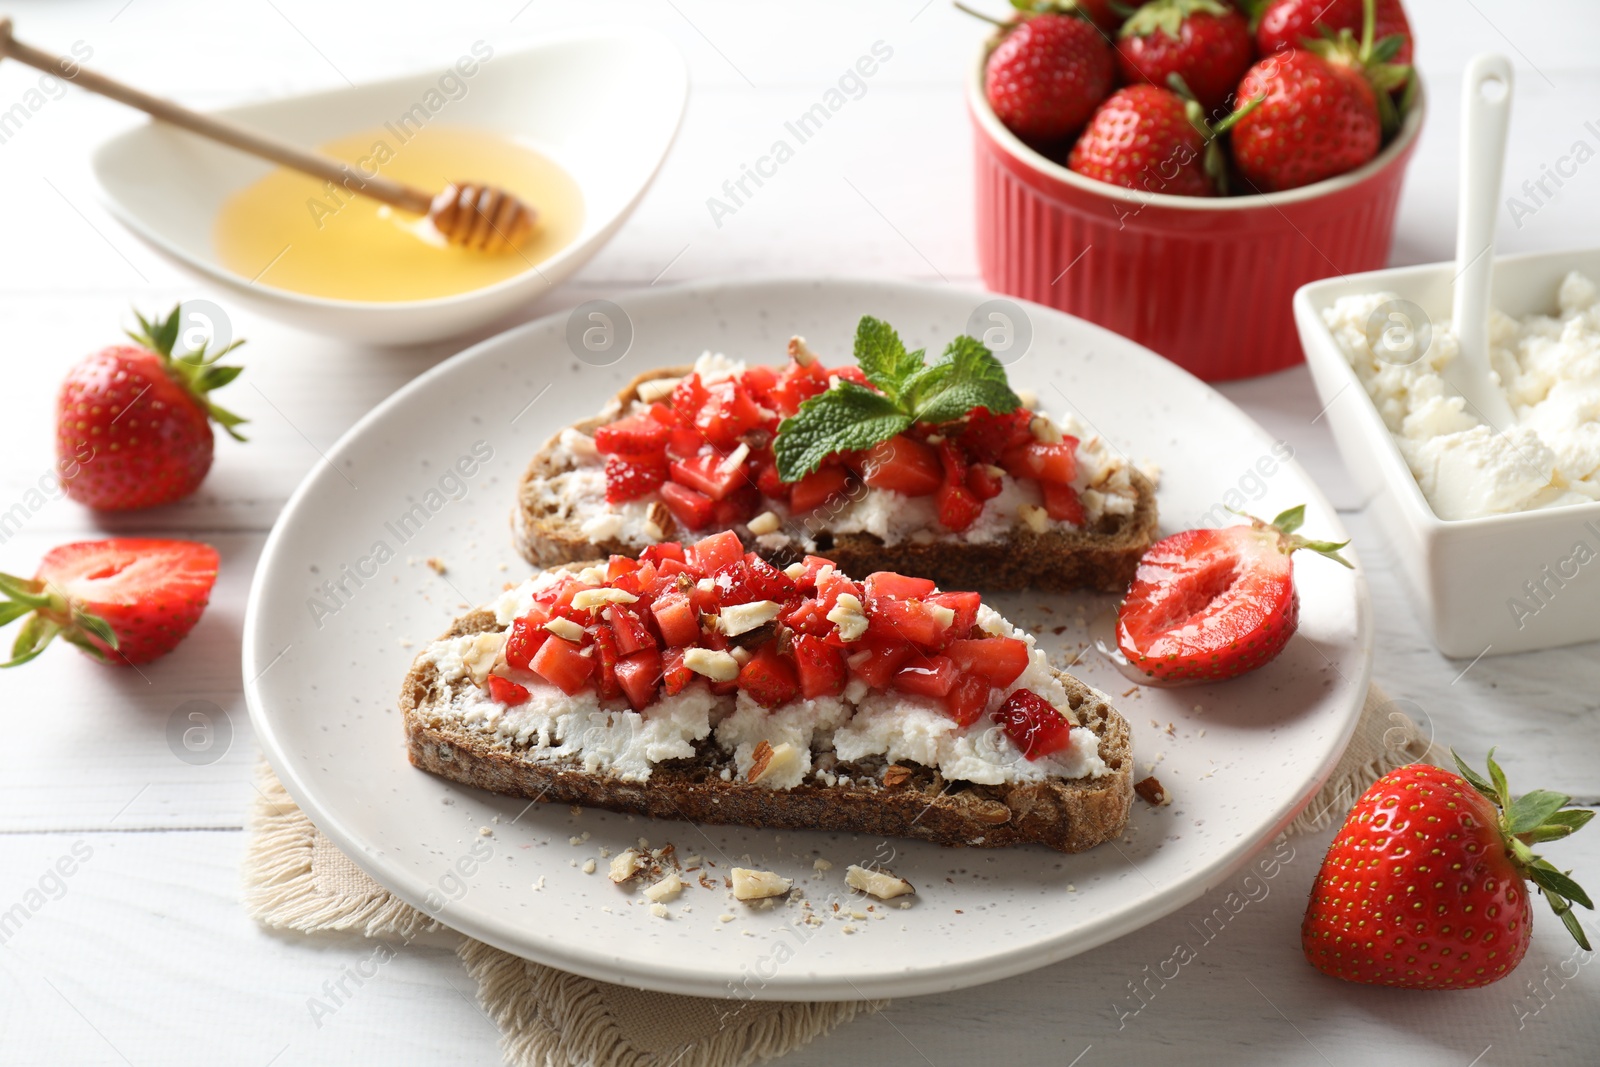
[774,317,1022,483]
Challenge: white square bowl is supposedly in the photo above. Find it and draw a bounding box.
[1295,246,1600,658]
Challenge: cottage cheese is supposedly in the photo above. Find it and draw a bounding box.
[531,351,1147,549]
[1326,272,1600,519]
[420,584,1110,787]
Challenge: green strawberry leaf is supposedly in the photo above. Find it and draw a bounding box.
[1452,749,1498,801]
[74,609,118,649]
[1528,860,1594,911]
[1271,505,1306,535]
[1486,748,1511,809]
[1557,900,1592,951]
[1508,789,1573,835]
[4,614,60,668]
[1545,809,1597,832]
[774,382,911,482]
[0,601,34,628]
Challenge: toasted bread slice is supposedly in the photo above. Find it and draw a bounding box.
[513,366,1159,593]
[402,565,1133,854]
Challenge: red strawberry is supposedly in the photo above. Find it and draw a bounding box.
[1230,49,1380,192]
[1303,750,1594,990]
[1114,0,1256,114]
[1116,505,1349,682]
[57,306,247,511]
[1256,0,1413,74]
[992,689,1074,760]
[1068,84,1222,197]
[0,539,219,666]
[975,10,1116,142]
[604,453,668,504]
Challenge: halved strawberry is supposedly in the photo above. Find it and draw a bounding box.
[738,644,799,708]
[659,482,714,531]
[993,689,1074,760]
[859,434,942,497]
[788,466,852,514]
[944,671,990,727]
[604,453,667,504]
[531,635,594,695]
[486,674,531,707]
[1116,506,1351,683]
[791,634,847,698]
[946,636,1029,688]
[594,413,670,455]
[615,648,662,710]
[893,655,958,699]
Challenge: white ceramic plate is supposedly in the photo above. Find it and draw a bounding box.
[244,278,1372,1000]
[91,28,686,344]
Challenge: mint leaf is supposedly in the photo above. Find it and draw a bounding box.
[854,316,924,401]
[774,382,910,482]
[906,335,1022,425]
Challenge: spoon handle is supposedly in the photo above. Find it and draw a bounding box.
[0,18,435,216]
[1450,54,1516,429]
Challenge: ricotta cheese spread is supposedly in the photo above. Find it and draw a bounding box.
[533,350,1148,549]
[1325,272,1600,519]
[420,586,1110,788]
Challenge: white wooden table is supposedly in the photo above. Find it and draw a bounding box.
[2,1,1598,1063]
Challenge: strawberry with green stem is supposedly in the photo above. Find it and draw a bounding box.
[962,2,1117,143]
[57,305,247,511]
[1303,749,1594,989]
[1114,0,1257,115]
[1069,76,1261,196]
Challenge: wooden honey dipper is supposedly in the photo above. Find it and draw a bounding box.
[0,18,536,253]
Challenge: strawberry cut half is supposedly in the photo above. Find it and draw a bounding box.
[1116,506,1351,683]
[993,689,1074,761]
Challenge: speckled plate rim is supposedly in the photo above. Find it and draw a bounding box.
[243,276,1372,1000]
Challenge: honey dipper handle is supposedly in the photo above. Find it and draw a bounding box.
[0,18,436,216]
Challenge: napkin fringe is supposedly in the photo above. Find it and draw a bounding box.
[1283,704,1443,836]
[460,939,884,1067]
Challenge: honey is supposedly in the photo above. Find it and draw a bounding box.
[214,125,583,302]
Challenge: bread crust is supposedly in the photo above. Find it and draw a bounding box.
[512,367,1158,592]
[402,600,1133,854]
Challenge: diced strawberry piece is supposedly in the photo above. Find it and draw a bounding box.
[847,636,915,688]
[531,635,595,696]
[486,674,531,707]
[943,671,990,727]
[967,462,1004,501]
[782,599,833,638]
[830,366,870,388]
[859,434,943,497]
[504,614,550,671]
[710,677,740,696]
[690,530,745,574]
[712,485,760,527]
[665,427,705,461]
[670,450,747,501]
[641,542,686,565]
[936,439,969,485]
[659,482,715,531]
[651,591,701,648]
[768,360,832,416]
[604,453,667,504]
[738,645,800,708]
[615,649,662,711]
[789,466,852,513]
[605,604,657,655]
[893,654,958,698]
[743,554,797,601]
[740,364,779,401]
[608,571,646,601]
[670,374,708,420]
[594,413,671,456]
[646,402,678,426]
[935,482,985,533]
[791,635,847,699]
[993,689,1074,760]
[755,461,788,502]
[554,581,597,609]
[815,569,862,614]
[865,572,938,599]
[607,555,639,580]
[867,596,957,649]
[1042,482,1086,525]
[958,407,1033,463]
[928,590,980,637]
[1001,440,1079,485]
[592,626,624,702]
[797,555,834,590]
[945,636,1030,687]
[693,379,764,447]
[661,647,693,695]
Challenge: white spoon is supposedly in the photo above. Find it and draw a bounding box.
[1447,53,1518,432]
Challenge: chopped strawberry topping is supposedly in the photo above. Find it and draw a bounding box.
[487,674,531,706]
[992,689,1074,760]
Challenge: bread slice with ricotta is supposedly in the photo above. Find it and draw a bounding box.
[513,353,1159,593]
[401,549,1133,853]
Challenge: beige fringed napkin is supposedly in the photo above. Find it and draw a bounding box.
[243,685,1442,1067]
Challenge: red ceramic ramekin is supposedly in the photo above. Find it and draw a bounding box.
[970,52,1426,381]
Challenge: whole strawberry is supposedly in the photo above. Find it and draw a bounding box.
[0,539,220,666]
[1114,0,1256,114]
[57,306,247,510]
[1229,49,1380,191]
[1256,0,1413,73]
[975,7,1116,142]
[1016,0,1156,35]
[1068,85,1220,197]
[1117,505,1350,681]
[1303,751,1594,990]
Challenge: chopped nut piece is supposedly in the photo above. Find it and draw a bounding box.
[1030,414,1063,444]
[649,902,670,918]
[787,336,819,366]
[1018,504,1050,534]
[582,859,597,875]
[714,600,782,636]
[462,632,507,686]
[645,501,675,540]
[783,562,806,580]
[571,587,639,610]
[826,593,869,642]
[544,616,586,643]
[635,376,682,403]
[643,872,683,903]
[609,848,643,883]
[748,741,804,786]
[924,603,955,630]
[1134,776,1171,806]
[731,868,792,901]
[577,565,609,585]
[813,858,833,871]
[683,647,740,682]
[747,510,782,536]
[426,557,447,575]
[846,865,915,900]
[881,765,913,789]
